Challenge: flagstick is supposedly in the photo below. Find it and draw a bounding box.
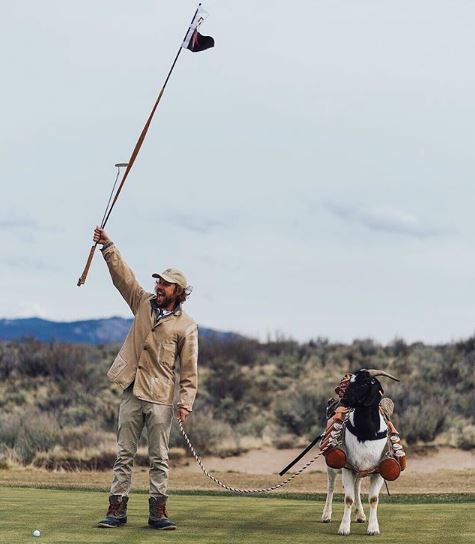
[77,5,201,287]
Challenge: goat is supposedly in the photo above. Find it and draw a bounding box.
[321,369,400,536]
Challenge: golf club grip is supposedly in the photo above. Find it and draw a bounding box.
[77,244,97,286]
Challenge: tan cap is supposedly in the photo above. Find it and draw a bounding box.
[152,268,187,289]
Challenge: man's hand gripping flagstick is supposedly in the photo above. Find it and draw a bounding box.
[77,4,214,286]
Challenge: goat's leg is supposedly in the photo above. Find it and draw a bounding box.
[367,474,384,535]
[354,477,366,523]
[338,469,355,536]
[321,468,338,522]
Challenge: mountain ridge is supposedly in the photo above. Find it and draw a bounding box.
[0,317,237,344]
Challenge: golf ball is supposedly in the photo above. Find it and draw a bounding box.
[33,529,41,537]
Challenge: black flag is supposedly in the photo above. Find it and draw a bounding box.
[182,5,215,53]
[186,30,214,53]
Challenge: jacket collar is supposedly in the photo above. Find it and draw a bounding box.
[149,295,182,318]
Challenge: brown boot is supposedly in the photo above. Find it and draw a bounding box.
[97,495,128,528]
[148,497,176,530]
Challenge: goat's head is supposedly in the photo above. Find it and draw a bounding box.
[340,369,399,409]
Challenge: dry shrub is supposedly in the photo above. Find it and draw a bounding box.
[169,447,186,461]
[0,411,61,464]
[2,333,474,454]
[33,448,118,471]
[0,413,20,448]
[33,447,144,471]
[60,426,105,451]
[436,421,475,450]
[173,413,233,455]
[0,445,20,470]
[457,424,475,450]
[396,403,447,444]
[236,415,268,438]
[0,457,10,469]
[213,439,249,458]
[236,435,265,451]
[32,445,188,471]
[272,434,298,450]
[274,385,328,437]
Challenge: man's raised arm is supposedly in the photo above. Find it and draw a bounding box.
[93,227,146,315]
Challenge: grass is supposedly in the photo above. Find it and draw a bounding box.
[1,481,473,504]
[1,465,473,495]
[1,487,473,544]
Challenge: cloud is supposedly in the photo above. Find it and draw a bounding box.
[4,256,53,271]
[0,218,38,230]
[1,302,50,319]
[169,213,231,235]
[326,203,448,238]
[0,216,56,243]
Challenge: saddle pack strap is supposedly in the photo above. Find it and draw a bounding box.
[346,420,388,441]
[320,406,349,452]
[343,461,379,478]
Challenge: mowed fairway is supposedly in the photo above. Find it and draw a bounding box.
[0,488,473,544]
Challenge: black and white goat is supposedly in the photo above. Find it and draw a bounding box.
[321,369,399,536]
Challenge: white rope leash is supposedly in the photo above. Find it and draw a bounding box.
[177,419,325,494]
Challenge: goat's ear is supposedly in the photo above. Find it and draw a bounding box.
[363,381,383,406]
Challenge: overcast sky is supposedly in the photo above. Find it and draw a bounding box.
[1,0,474,343]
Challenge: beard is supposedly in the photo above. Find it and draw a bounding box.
[154,284,176,309]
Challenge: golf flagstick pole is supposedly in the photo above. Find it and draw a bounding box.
[77,4,202,286]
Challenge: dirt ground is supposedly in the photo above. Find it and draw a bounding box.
[169,445,474,494]
[1,447,473,495]
[189,445,474,475]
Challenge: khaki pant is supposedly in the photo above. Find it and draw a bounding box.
[110,386,173,500]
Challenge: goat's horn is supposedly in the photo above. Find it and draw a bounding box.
[367,369,400,382]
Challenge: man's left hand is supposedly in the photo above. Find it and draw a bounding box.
[177,407,190,422]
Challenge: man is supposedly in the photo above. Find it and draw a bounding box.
[93,227,198,530]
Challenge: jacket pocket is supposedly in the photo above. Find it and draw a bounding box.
[159,341,177,367]
[107,353,136,388]
[151,377,174,404]
[107,353,127,379]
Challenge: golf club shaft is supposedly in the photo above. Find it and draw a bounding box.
[279,432,323,476]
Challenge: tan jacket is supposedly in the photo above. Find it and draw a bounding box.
[102,244,198,411]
